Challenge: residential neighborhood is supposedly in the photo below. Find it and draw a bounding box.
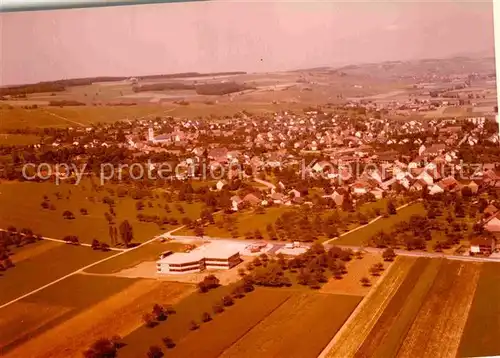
[1,1,499,358]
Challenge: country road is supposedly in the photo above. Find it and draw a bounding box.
[168,197,500,265]
[0,229,126,252]
[333,245,500,263]
[0,225,185,310]
[42,109,86,126]
[169,233,499,264]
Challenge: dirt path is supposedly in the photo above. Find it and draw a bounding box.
[4,278,194,358]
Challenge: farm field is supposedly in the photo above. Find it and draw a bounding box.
[118,282,241,357]
[84,241,187,274]
[3,278,193,358]
[8,239,61,264]
[458,262,500,358]
[0,180,203,244]
[219,292,361,358]
[0,133,41,146]
[0,274,138,356]
[397,261,480,358]
[0,243,113,306]
[0,107,69,129]
[324,257,485,358]
[323,256,417,358]
[0,100,306,131]
[0,105,169,129]
[354,258,442,358]
[163,289,293,358]
[334,202,426,246]
[320,253,388,296]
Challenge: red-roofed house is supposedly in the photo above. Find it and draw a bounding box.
[470,237,496,256]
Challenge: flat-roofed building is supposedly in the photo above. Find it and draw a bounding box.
[156,251,205,274]
[200,245,242,270]
[156,242,241,274]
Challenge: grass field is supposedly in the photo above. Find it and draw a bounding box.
[118,285,360,358]
[320,253,388,296]
[220,292,361,358]
[334,202,426,246]
[0,180,203,244]
[84,241,187,274]
[0,274,137,356]
[165,289,293,358]
[177,198,395,240]
[4,278,193,358]
[0,243,113,306]
[8,239,61,264]
[458,262,500,358]
[0,133,41,145]
[0,101,303,131]
[0,106,169,129]
[118,283,240,357]
[187,206,292,238]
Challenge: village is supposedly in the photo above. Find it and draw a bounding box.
[4,79,500,266]
[2,0,500,356]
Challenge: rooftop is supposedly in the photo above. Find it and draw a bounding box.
[158,251,204,264]
[157,241,240,264]
[197,242,240,259]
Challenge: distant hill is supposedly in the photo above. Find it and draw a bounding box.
[0,71,247,96]
[328,56,496,79]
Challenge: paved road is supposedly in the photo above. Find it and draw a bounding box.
[253,177,276,190]
[170,215,500,264]
[0,226,185,310]
[332,244,500,263]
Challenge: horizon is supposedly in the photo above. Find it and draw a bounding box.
[2,52,496,88]
[0,0,495,86]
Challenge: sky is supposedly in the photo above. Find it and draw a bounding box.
[0,0,495,85]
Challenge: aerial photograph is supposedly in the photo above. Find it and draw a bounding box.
[0,0,498,357]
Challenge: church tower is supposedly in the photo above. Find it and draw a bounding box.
[147,127,154,142]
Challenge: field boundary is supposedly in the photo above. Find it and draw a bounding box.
[363,258,442,358]
[0,229,126,252]
[318,256,413,358]
[322,200,419,246]
[0,226,184,310]
[41,109,86,126]
[213,293,293,357]
[402,261,482,358]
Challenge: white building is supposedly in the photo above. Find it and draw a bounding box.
[156,242,241,274]
[156,251,204,274]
